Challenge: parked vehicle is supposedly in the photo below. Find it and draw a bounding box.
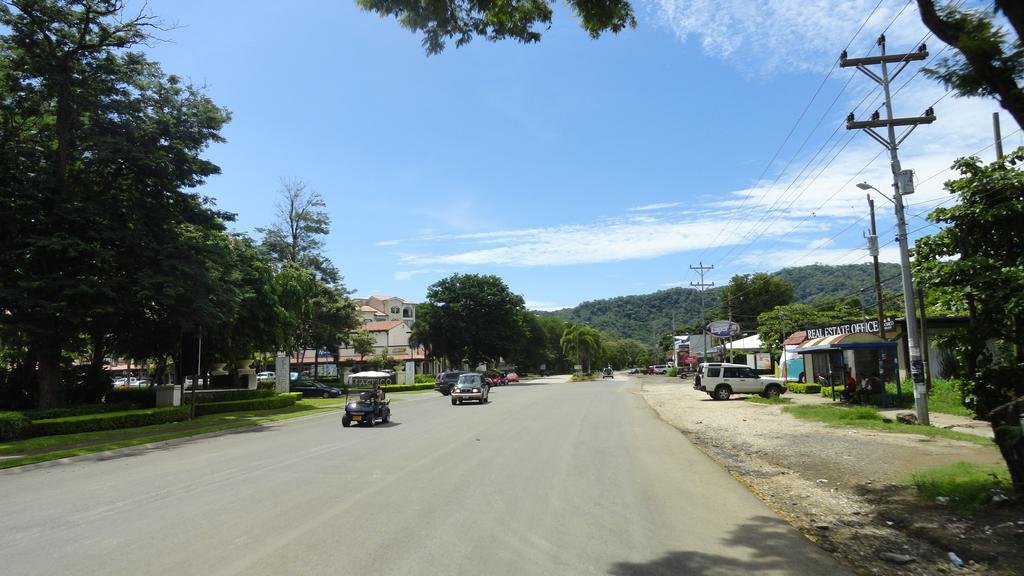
[435,371,469,396]
[484,372,506,387]
[505,372,520,383]
[693,362,787,401]
[650,364,671,374]
[451,373,490,405]
[257,371,275,382]
[290,378,343,398]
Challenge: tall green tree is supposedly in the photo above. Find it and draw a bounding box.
[351,329,377,364]
[413,274,528,368]
[915,147,1024,491]
[356,0,635,55]
[560,323,602,373]
[0,1,231,407]
[917,1,1023,128]
[258,179,340,286]
[717,273,794,331]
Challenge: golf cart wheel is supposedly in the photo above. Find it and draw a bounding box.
[763,384,782,399]
[366,415,375,427]
[342,415,351,428]
[382,411,389,424]
[713,385,732,401]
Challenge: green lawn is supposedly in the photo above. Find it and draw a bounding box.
[782,404,994,447]
[0,399,344,470]
[905,461,1012,514]
[744,396,793,405]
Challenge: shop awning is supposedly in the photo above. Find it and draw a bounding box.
[794,332,896,353]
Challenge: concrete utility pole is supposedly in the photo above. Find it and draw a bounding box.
[866,195,886,341]
[993,112,1004,160]
[842,35,935,424]
[690,262,714,360]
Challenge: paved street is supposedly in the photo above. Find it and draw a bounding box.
[1,376,848,575]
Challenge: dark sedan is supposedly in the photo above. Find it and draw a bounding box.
[289,379,343,398]
[434,371,469,396]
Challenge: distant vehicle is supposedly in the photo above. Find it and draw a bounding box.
[650,364,670,374]
[113,377,147,387]
[257,371,275,382]
[693,362,787,401]
[290,378,343,398]
[505,372,520,383]
[484,372,506,387]
[451,373,490,405]
[602,367,613,378]
[435,371,469,396]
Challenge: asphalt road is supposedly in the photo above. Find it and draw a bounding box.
[0,375,849,575]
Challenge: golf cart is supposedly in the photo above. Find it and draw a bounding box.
[341,371,392,427]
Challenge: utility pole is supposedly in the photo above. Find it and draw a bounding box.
[994,112,1004,160]
[690,262,714,361]
[866,194,890,394]
[842,35,934,424]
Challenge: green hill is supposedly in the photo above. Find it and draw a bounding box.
[541,263,903,345]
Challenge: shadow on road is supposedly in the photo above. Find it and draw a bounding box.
[608,515,843,576]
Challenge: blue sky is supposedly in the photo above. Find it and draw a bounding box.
[136,0,1018,310]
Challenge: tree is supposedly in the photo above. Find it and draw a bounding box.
[413,274,528,368]
[258,179,341,286]
[356,0,636,55]
[717,273,795,331]
[560,323,602,373]
[0,1,231,407]
[351,329,377,364]
[914,147,1024,491]
[917,1,1024,128]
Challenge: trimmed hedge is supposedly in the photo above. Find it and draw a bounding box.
[20,403,138,421]
[29,407,191,437]
[0,411,32,441]
[381,383,434,393]
[106,387,157,408]
[181,388,275,404]
[787,383,822,394]
[414,374,435,384]
[194,393,301,416]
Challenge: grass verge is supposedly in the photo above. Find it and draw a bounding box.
[904,461,1012,514]
[0,399,342,470]
[782,404,994,447]
[745,396,794,405]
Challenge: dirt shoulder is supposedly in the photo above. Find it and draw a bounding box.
[635,376,1023,576]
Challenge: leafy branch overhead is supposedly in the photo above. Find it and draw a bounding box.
[355,0,636,54]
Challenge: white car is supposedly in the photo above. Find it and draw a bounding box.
[694,362,787,400]
[257,371,275,382]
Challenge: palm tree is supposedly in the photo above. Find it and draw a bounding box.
[560,324,602,373]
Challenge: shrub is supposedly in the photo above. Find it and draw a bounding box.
[381,383,435,393]
[257,381,276,391]
[105,387,156,408]
[28,407,191,437]
[666,368,679,377]
[787,383,821,394]
[193,393,300,416]
[0,411,32,440]
[20,403,138,420]
[414,374,435,384]
[181,389,274,405]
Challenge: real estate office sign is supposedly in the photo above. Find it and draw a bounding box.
[805,317,897,340]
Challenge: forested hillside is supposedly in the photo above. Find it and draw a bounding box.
[541,263,903,344]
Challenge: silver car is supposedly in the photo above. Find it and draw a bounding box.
[451,373,490,405]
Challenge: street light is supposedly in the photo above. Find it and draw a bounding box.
[856,180,928,424]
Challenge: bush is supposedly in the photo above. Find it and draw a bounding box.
[194,393,300,416]
[28,407,191,437]
[257,381,276,391]
[0,411,31,441]
[787,382,821,394]
[20,403,138,420]
[666,368,679,377]
[181,389,274,405]
[414,374,435,384]
[381,383,435,393]
[105,387,156,408]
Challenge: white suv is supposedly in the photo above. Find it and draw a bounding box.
[694,363,787,400]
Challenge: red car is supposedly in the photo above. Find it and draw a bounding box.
[505,372,520,383]
[484,372,507,386]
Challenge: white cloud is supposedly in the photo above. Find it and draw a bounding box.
[628,202,682,211]
[376,239,400,246]
[393,268,445,281]
[524,300,565,312]
[642,0,928,74]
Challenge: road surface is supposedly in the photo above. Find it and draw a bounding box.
[0,375,849,575]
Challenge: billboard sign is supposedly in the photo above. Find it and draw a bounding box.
[707,320,741,338]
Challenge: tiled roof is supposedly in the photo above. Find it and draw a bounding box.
[359,320,404,332]
[783,331,807,346]
[359,305,381,313]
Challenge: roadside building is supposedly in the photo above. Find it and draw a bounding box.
[352,295,417,328]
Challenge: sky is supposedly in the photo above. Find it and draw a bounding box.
[133,0,1020,311]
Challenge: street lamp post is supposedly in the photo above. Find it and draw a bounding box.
[857,181,928,424]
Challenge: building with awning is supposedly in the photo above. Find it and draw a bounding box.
[793,332,901,401]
